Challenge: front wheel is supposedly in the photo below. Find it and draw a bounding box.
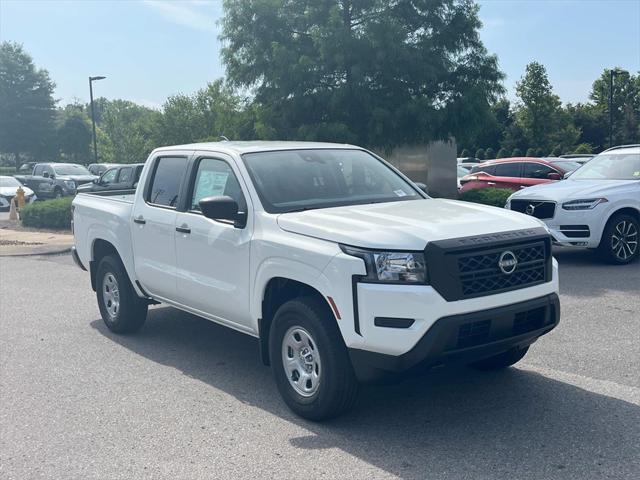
[96,254,148,333]
[54,187,63,199]
[598,214,639,264]
[470,346,529,370]
[269,297,358,421]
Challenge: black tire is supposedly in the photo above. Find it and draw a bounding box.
[96,254,147,333]
[470,346,529,371]
[54,187,63,199]
[597,213,640,265]
[269,297,358,421]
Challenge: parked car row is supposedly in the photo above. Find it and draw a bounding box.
[0,176,36,211]
[506,145,639,264]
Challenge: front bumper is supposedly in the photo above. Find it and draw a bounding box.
[349,292,560,381]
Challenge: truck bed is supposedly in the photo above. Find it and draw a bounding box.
[77,189,136,203]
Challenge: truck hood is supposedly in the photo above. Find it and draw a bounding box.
[58,175,98,184]
[510,179,639,202]
[277,199,544,250]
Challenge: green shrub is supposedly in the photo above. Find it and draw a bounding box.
[485,147,496,159]
[460,148,471,157]
[525,148,536,157]
[496,148,508,158]
[0,167,16,175]
[459,188,514,208]
[475,148,485,160]
[573,143,593,154]
[511,148,522,157]
[20,197,73,230]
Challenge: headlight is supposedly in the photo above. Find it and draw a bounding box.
[562,198,608,210]
[64,180,76,189]
[340,245,427,284]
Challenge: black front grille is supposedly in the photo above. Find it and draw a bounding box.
[457,243,547,298]
[510,199,556,219]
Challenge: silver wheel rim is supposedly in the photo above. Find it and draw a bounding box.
[102,272,120,319]
[281,326,321,397]
[611,220,638,261]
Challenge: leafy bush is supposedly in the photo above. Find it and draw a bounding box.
[0,167,16,175]
[573,143,593,154]
[511,148,522,157]
[460,148,471,157]
[485,147,496,159]
[459,188,514,208]
[496,148,508,158]
[20,197,73,230]
[475,148,485,160]
[526,148,536,157]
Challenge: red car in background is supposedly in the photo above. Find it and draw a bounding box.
[459,157,573,194]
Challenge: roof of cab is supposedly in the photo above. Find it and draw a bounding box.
[602,144,640,154]
[152,141,359,155]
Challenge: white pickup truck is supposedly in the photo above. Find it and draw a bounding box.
[72,141,560,420]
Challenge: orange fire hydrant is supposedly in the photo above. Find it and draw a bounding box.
[15,186,26,210]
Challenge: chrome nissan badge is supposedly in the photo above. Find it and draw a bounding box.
[525,204,536,215]
[498,251,518,274]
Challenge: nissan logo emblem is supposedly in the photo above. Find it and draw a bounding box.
[498,251,518,275]
[525,204,536,215]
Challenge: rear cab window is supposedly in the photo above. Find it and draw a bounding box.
[146,157,188,208]
[118,167,133,183]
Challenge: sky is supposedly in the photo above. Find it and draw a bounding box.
[0,0,639,109]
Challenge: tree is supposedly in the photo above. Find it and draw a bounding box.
[475,148,485,160]
[590,69,639,147]
[0,42,56,167]
[514,61,565,152]
[573,143,592,154]
[221,0,504,148]
[485,147,496,159]
[460,148,471,157]
[535,148,544,157]
[496,147,508,158]
[56,104,92,163]
[511,148,522,157]
[525,148,535,157]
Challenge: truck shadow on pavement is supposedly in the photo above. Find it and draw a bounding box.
[91,308,640,480]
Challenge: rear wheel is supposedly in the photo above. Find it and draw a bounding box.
[470,346,529,370]
[96,254,147,333]
[269,297,358,420]
[598,214,639,264]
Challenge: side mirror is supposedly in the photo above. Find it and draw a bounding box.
[547,172,562,180]
[43,172,49,178]
[563,171,573,179]
[199,195,247,228]
[93,178,99,184]
[414,182,428,194]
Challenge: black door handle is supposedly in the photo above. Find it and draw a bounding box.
[133,217,146,225]
[176,226,191,234]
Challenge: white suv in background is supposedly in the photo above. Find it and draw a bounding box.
[507,145,640,264]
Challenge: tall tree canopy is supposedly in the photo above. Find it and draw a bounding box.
[0,41,56,166]
[221,0,504,148]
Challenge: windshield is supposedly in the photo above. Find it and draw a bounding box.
[550,160,582,172]
[0,177,21,188]
[53,164,91,176]
[242,149,422,213]
[569,153,640,180]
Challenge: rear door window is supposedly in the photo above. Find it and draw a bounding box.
[118,167,133,183]
[494,163,521,178]
[34,165,44,176]
[147,157,187,208]
[470,165,496,175]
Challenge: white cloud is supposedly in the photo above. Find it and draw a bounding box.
[142,0,220,32]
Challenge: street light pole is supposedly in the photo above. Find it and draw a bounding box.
[89,76,106,164]
[608,69,620,149]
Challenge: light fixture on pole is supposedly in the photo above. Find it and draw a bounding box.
[89,76,106,164]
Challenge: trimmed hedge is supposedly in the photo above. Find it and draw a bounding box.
[0,167,17,175]
[459,188,514,208]
[20,197,73,230]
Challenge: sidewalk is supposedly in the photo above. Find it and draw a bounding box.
[0,221,73,256]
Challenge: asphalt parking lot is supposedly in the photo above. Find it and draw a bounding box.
[1,249,639,479]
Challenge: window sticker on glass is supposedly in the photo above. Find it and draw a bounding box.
[394,189,407,197]
[194,171,229,203]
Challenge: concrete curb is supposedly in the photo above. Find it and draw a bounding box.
[0,245,72,257]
